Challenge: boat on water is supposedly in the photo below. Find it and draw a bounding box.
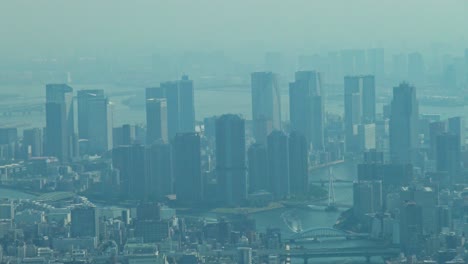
[282,211,303,233]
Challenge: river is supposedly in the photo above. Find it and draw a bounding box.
[0,160,383,263]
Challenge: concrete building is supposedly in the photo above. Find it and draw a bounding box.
[389,83,419,164]
[267,130,290,199]
[216,114,247,206]
[45,84,75,162]
[289,71,324,150]
[251,72,281,144]
[288,131,308,195]
[344,75,376,152]
[70,206,99,238]
[248,143,268,193]
[173,133,202,203]
[146,98,168,144]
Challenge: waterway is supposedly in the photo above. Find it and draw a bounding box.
[1,83,466,130]
[0,161,383,263]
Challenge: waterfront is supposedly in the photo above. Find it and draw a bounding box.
[0,160,383,263]
[1,84,467,130]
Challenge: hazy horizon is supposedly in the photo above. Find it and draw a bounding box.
[1,0,467,59]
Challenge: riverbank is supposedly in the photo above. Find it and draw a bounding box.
[0,184,40,197]
[211,202,284,215]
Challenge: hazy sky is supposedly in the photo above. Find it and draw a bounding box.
[1,0,467,57]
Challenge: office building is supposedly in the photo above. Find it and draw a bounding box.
[160,75,195,139]
[237,247,252,264]
[448,116,465,147]
[134,219,170,243]
[289,71,324,150]
[400,202,423,254]
[203,116,217,140]
[121,125,135,145]
[45,84,75,162]
[400,186,438,235]
[267,130,290,199]
[358,123,376,151]
[251,72,281,144]
[87,96,113,154]
[112,125,135,147]
[145,87,165,100]
[353,180,382,227]
[216,114,247,206]
[0,200,14,220]
[22,128,43,158]
[288,131,308,195]
[344,75,376,152]
[70,206,99,238]
[429,121,447,159]
[77,89,105,140]
[248,143,268,193]
[145,141,173,200]
[436,133,461,184]
[112,145,146,200]
[392,53,408,81]
[408,52,424,84]
[173,133,202,203]
[389,83,419,164]
[146,98,168,144]
[340,49,366,76]
[366,48,384,83]
[0,128,18,160]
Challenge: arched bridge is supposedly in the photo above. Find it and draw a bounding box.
[291,227,368,240]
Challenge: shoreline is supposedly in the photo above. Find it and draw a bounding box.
[0,184,40,197]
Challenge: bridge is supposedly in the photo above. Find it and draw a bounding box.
[309,179,353,184]
[290,227,368,241]
[264,247,400,264]
[170,246,399,264]
[307,201,352,209]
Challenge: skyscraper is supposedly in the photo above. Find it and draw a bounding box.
[237,247,253,264]
[389,83,419,164]
[288,131,308,195]
[436,133,461,184]
[112,145,146,200]
[173,133,202,203]
[428,121,447,159]
[400,202,423,254]
[77,89,112,154]
[146,98,168,144]
[267,130,290,199]
[367,48,384,84]
[251,72,281,144]
[344,76,376,151]
[145,87,165,100]
[247,143,268,193]
[121,124,135,145]
[77,89,105,140]
[216,114,247,206]
[22,128,43,158]
[340,49,366,76]
[160,76,195,140]
[146,141,173,200]
[448,116,465,147]
[289,71,324,150]
[352,180,382,227]
[178,76,196,133]
[408,52,424,85]
[45,84,75,162]
[87,96,113,154]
